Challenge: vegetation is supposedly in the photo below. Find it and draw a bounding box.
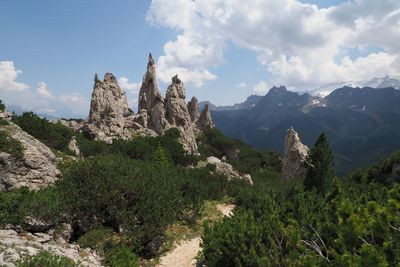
[17,251,76,267]
[200,135,400,266]
[0,99,5,112]
[2,109,399,266]
[304,133,335,193]
[12,112,74,154]
[0,130,24,158]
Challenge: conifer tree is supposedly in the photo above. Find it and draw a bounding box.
[304,133,335,193]
[152,144,171,166]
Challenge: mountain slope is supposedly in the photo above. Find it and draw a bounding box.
[210,86,400,175]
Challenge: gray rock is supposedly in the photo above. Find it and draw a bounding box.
[197,104,215,131]
[58,119,85,132]
[0,111,12,121]
[0,122,61,192]
[138,54,167,134]
[199,156,253,184]
[282,127,309,180]
[68,136,80,156]
[84,73,131,142]
[0,229,103,267]
[165,76,198,153]
[187,96,200,122]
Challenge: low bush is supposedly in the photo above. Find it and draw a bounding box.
[17,251,76,267]
[105,247,139,267]
[0,130,24,158]
[12,112,74,154]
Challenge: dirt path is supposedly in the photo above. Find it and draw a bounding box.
[156,204,235,267]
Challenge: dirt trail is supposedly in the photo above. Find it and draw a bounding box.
[156,204,235,267]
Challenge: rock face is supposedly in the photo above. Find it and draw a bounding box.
[165,76,198,153]
[138,54,167,134]
[84,73,133,143]
[282,127,309,180]
[187,96,200,122]
[0,229,103,267]
[58,119,85,132]
[197,104,215,131]
[0,122,61,192]
[73,54,215,153]
[199,156,253,184]
[68,136,80,156]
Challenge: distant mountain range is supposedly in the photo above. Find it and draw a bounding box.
[205,79,400,176]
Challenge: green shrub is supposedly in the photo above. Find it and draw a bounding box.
[12,112,74,154]
[0,99,5,112]
[0,131,24,158]
[0,119,9,125]
[78,227,114,251]
[17,251,76,267]
[105,247,139,267]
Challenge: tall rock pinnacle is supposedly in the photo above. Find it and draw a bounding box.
[187,96,200,122]
[165,75,198,153]
[85,73,131,143]
[197,104,215,131]
[282,127,309,180]
[138,53,166,133]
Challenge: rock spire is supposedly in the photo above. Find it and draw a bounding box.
[282,127,309,180]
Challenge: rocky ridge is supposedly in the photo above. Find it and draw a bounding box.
[63,54,215,153]
[0,117,61,192]
[282,127,309,180]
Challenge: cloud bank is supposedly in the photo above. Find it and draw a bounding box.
[147,0,400,90]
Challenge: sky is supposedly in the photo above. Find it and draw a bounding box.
[0,0,399,118]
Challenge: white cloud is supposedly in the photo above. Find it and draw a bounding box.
[237,82,247,88]
[60,94,87,105]
[0,61,30,92]
[253,81,269,94]
[147,0,400,89]
[36,82,54,99]
[118,77,141,93]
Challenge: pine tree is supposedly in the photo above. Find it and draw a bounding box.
[152,144,171,167]
[0,99,5,112]
[304,133,335,193]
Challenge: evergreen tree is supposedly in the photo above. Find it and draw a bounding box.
[304,133,335,193]
[152,144,171,166]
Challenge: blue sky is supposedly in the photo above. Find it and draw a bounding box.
[1,0,399,118]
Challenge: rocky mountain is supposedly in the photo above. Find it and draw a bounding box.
[61,54,215,153]
[199,95,262,111]
[210,86,400,175]
[308,76,400,97]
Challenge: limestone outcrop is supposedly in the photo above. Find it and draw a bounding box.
[63,54,215,153]
[0,229,103,267]
[165,76,198,153]
[187,96,200,122]
[282,127,309,180]
[197,104,215,131]
[83,73,133,143]
[198,156,253,184]
[0,122,61,192]
[138,54,167,134]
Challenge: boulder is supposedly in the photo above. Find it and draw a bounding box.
[199,156,253,184]
[0,122,61,192]
[282,127,309,180]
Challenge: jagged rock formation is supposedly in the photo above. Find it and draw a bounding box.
[197,104,215,131]
[65,54,216,153]
[0,122,61,192]
[138,54,167,134]
[68,136,80,156]
[187,96,200,122]
[282,127,309,180]
[0,111,12,121]
[198,156,253,184]
[0,229,103,267]
[165,76,198,153]
[83,73,133,143]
